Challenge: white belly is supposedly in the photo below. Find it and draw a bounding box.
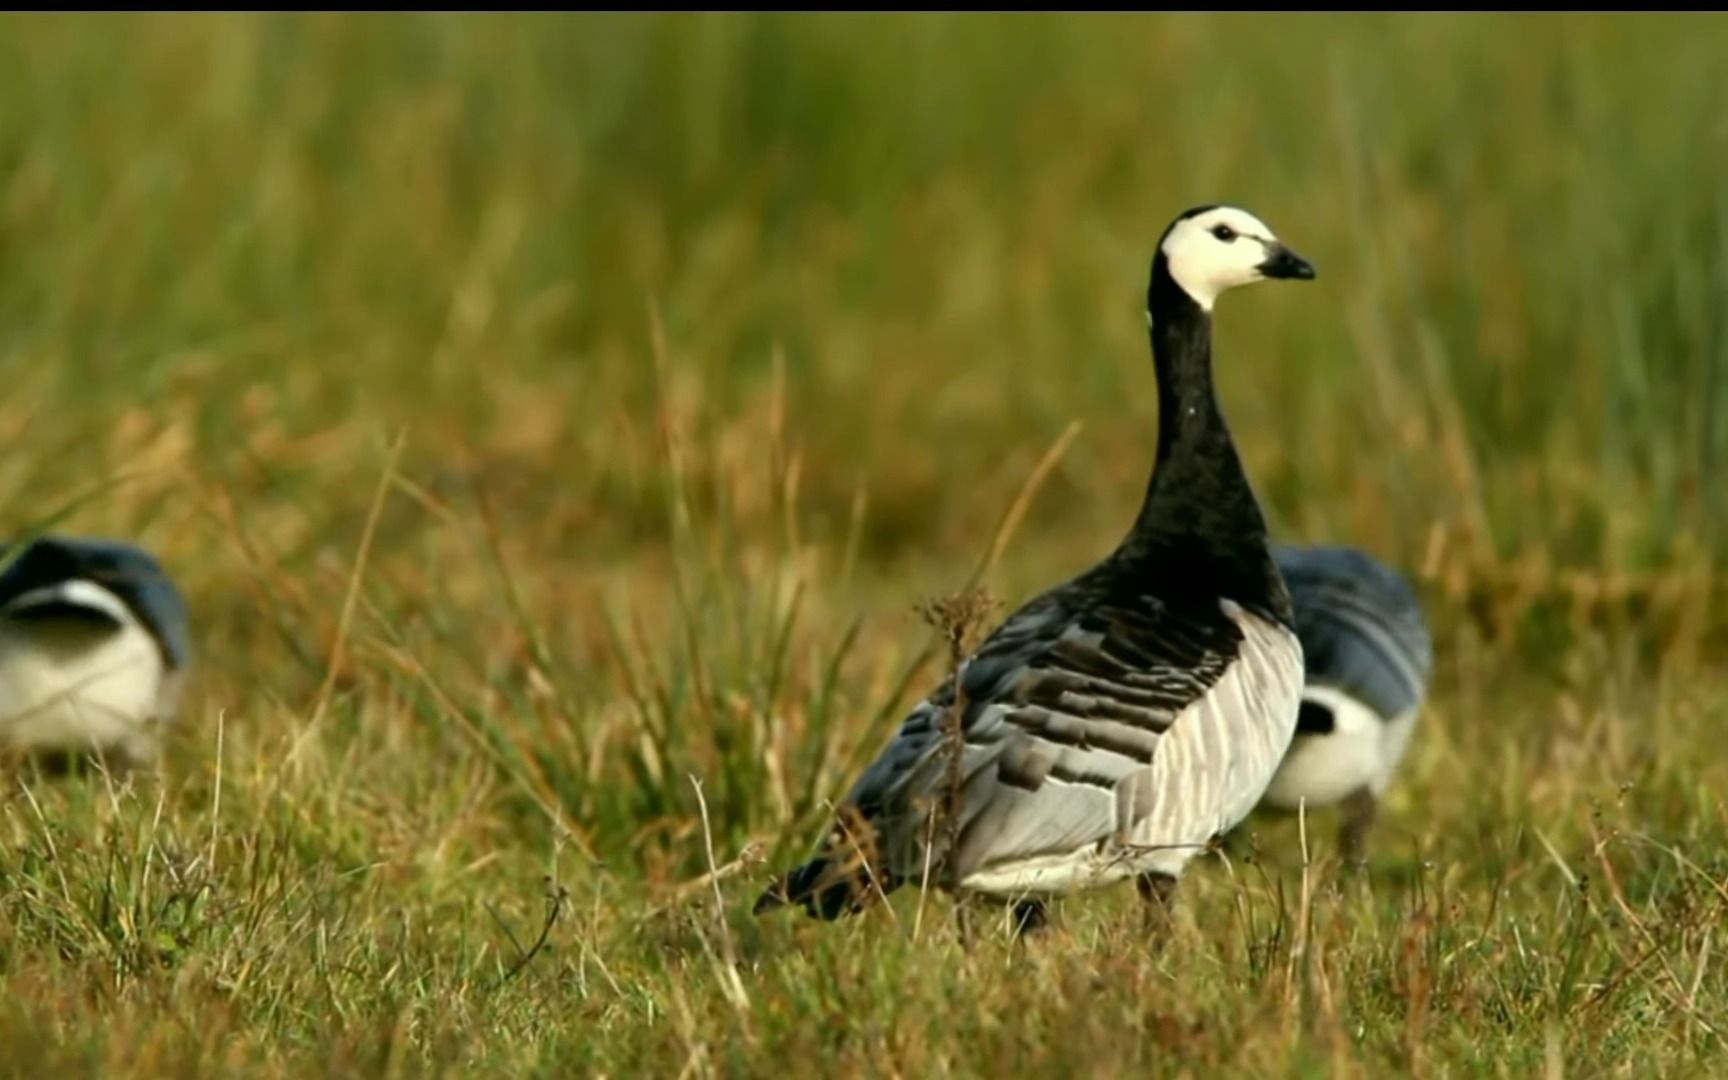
[1260,685,1416,810]
[960,844,1144,897]
[959,826,1229,897]
[0,617,168,766]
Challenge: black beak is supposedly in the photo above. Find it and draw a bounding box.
[1259,244,1316,281]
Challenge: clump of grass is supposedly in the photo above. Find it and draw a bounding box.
[913,584,1000,896]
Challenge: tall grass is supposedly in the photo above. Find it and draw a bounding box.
[1,12,1725,1075]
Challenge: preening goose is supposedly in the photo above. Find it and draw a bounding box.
[1258,542,1433,863]
[756,205,1317,933]
[0,536,192,772]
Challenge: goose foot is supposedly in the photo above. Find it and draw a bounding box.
[1136,871,1179,946]
[1338,787,1377,870]
[1011,898,1049,940]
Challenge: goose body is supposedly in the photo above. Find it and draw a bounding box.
[1258,543,1432,860]
[757,205,1317,927]
[0,536,191,770]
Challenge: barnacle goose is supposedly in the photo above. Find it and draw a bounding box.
[756,205,1317,934]
[0,536,192,772]
[1258,543,1433,864]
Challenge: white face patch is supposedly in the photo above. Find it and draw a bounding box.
[1159,206,1284,311]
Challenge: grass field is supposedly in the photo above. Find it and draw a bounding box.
[2,12,1727,1076]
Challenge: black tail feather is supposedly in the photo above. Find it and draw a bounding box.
[756,804,904,920]
[754,855,900,920]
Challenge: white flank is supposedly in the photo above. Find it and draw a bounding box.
[1260,685,1418,811]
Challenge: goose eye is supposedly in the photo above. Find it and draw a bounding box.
[1211,224,1237,242]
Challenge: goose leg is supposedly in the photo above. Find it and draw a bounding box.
[1338,787,1377,868]
[1011,898,1049,940]
[1136,872,1179,943]
[27,749,79,778]
[18,746,137,780]
[954,896,975,952]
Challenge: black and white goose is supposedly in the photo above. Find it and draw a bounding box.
[1257,543,1433,863]
[756,205,1317,932]
[0,536,192,771]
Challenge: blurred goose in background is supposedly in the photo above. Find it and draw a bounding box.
[1257,543,1433,864]
[756,204,1316,936]
[0,536,191,772]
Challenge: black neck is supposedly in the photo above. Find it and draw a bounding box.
[1119,258,1290,622]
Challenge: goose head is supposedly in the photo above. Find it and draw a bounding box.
[1156,205,1316,312]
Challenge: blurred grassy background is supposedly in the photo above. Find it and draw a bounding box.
[1,12,1726,1076]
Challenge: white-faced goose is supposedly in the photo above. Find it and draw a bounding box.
[1257,542,1433,864]
[755,205,1317,935]
[0,536,192,773]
